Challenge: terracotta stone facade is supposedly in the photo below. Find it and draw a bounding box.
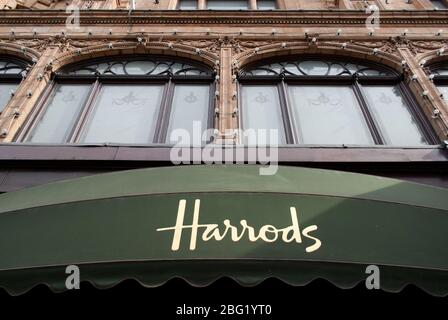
[0,1,447,191]
[0,0,442,10]
[0,1,448,143]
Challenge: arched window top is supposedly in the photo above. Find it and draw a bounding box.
[0,57,28,76]
[427,62,448,104]
[240,57,396,77]
[59,56,214,77]
[429,63,448,76]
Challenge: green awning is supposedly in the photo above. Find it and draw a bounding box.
[0,165,447,295]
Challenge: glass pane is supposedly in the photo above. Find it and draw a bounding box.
[63,60,212,77]
[328,63,345,76]
[109,63,125,75]
[0,61,26,75]
[363,85,428,146]
[27,84,90,143]
[0,83,17,113]
[358,68,383,76]
[96,63,109,74]
[241,85,286,145]
[125,61,156,75]
[288,85,373,145]
[433,68,448,75]
[298,61,330,76]
[179,0,197,9]
[207,0,248,10]
[73,68,96,75]
[258,0,276,9]
[80,85,163,144]
[249,68,278,76]
[5,68,23,74]
[437,85,448,100]
[284,63,302,75]
[432,0,448,9]
[167,84,210,145]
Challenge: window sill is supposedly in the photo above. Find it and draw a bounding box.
[0,144,447,192]
[0,143,446,163]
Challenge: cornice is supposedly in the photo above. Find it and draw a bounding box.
[0,10,447,25]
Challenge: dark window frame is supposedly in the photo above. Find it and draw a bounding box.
[206,0,250,10]
[429,62,448,120]
[0,55,28,115]
[177,0,278,10]
[238,56,439,146]
[429,61,448,85]
[16,56,216,145]
[256,0,278,10]
[177,0,198,9]
[431,0,448,10]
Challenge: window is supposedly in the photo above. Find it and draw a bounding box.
[0,57,27,115]
[257,0,277,10]
[177,0,275,10]
[431,0,448,9]
[430,63,448,105]
[239,58,435,146]
[288,85,373,145]
[241,85,286,145]
[207,0,248,10]
[178,0,198,9]
[21,57,214,145]
[79,84,164,144]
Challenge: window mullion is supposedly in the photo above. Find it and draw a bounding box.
[353,80,384,145]
[249,0,257,10]
[69,79,101,143]
[155,78,175,143]
[236,81,243,144]
[278,80,296,144]
[207,82,215,142]
[198,0,206,10]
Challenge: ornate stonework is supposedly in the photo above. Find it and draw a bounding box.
[0,0,114,10]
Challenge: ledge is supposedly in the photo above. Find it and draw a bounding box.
[0,145,447,192]
[0,144,446,163]
[0,10,447,25]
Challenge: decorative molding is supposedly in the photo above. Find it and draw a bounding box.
[0,39,40,61]
[351,37,448,56]
[232,39,407,73]
[49,39,220,72]
[4,36,447,71]
[0,10,447,26]
[175,38,272,54]
[2,0,109,10]
[1,36,114,53]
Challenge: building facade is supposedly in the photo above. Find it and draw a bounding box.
[0,1,448,190]
[0,0,448,296]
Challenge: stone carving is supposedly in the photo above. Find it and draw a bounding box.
[232,40,273,53]
[175,38,272,55]
[175,39,220,52]
[352,37,448,56]
[1,36,130,53]
[2,36,447,76]
[1,0,109,10]
[325,0,339,9]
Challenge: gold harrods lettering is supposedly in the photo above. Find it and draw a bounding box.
[156,199,322,253]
